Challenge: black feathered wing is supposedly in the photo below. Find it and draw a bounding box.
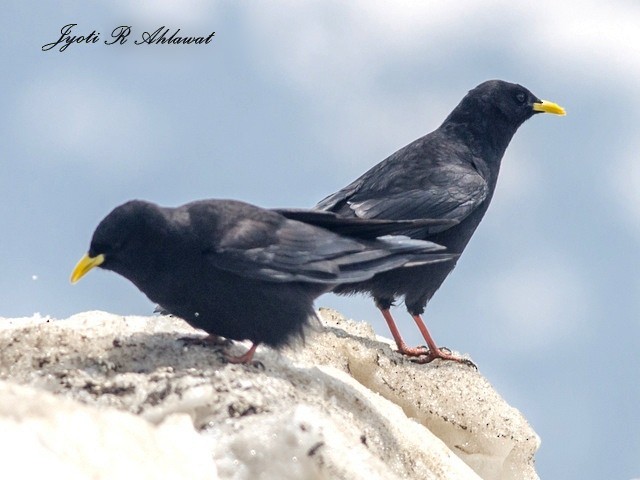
[272,209,457,239]
[317,165,489,235]
[315,177,361,213]
[206,219,453,285]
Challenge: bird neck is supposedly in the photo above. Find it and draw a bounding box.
[440,111,518,176]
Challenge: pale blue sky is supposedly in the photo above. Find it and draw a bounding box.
[2,2,639,478]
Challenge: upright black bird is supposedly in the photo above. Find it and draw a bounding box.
[71,199,455,363]
[281,80,565,364]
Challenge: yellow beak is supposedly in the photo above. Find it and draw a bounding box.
[70,253,105,284]
[533,100,566,116]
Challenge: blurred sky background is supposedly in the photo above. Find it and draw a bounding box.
[2,1,639,478]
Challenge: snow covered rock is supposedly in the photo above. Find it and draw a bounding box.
[0,381,217,479]
[0,309,540,479]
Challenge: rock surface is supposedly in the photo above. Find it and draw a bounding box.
[0,309,540,479]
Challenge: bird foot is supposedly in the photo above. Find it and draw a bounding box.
[223,343,260,366]
[224,356,265,369]
[410,347,477,369]
[180,336,262,367]
[395,344,431,357]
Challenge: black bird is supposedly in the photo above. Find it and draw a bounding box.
[71,199,456,363]
[281,80,565,364]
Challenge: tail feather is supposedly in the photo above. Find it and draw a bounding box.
[329,236,457,284]
[274,208,456,239]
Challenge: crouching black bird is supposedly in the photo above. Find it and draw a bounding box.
[70,199,456,363]
[281,80,566,364]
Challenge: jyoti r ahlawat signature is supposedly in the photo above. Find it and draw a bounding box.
[42,24,216,52]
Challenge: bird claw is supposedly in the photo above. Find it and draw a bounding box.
[179,336,265,368]
[461,358,478,369]
[251,360,265,370]
[224,354,264,369]
[396,344,431,357]
[223,343,260,365]
[409,347,477,369]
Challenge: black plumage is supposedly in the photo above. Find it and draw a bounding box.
[281,80,565,363]
[71,199,455,363]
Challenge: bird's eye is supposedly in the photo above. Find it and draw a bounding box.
[516,92,526,103]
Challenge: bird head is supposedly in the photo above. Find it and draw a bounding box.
[469,80,565,127]
[440,79,565,159]
[70,200,167,284]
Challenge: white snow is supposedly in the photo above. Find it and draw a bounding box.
[0,309,540,479]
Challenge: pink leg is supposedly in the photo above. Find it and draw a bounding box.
[379,308,429,357]
[411,314,476,367]
[225,342,259,364]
